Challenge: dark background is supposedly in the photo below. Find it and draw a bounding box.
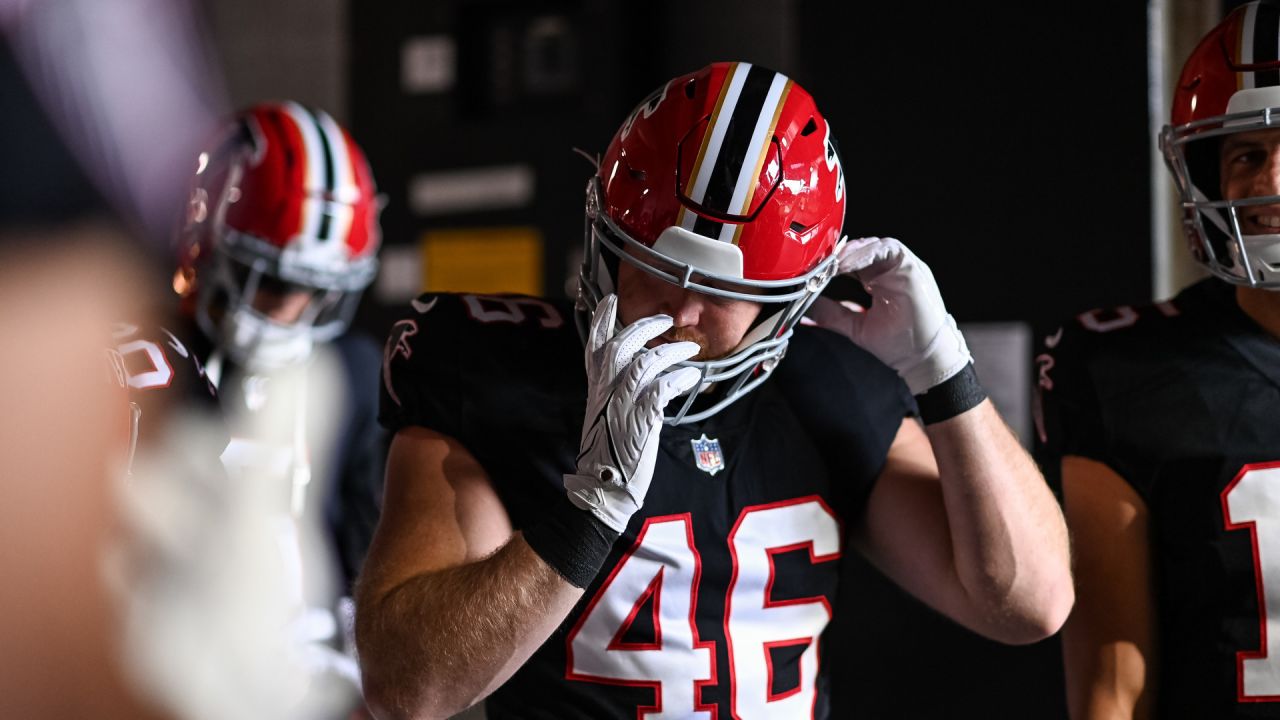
[350,0,1154,337]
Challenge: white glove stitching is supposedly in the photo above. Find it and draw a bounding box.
[568,294,700,532]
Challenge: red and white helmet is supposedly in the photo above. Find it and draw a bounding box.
[179,102,381,369]
[579,61,846,423]
[1162,0,1280,288]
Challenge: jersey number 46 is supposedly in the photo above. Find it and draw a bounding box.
[566,497,840,719]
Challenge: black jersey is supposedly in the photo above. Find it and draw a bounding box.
[113,321,225,470]
[380,292,914,719]
[1036,278,1280,718]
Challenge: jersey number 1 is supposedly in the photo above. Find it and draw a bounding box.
[1222,462,1280,702]
[566,497,840,719]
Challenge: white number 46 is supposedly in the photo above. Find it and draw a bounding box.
[567,497,841,719]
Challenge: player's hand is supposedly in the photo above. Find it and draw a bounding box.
[825,236,972,395]
[565,294,701,533]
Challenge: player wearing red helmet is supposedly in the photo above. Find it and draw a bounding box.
[1038,3,1280,717]
[180,101,381,372]
[175,101,387,717]
[359,62,1071,719]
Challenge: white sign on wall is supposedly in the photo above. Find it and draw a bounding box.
[401,35,456,94]
[408,165,535,216]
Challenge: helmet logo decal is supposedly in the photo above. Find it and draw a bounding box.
[823,122,845,203]
[619,82,669,141]
[691,434,725,476]
[382,318,419,407]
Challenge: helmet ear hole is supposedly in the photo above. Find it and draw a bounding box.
[800,117,818,136]
[684,79,697,99]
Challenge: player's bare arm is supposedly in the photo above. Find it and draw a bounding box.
[854,403,1073,645]
[355,427,583,719]
[813,236,1074,643]
[1059,456,1156,720]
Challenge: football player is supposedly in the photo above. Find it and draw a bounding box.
[359,61,1073,719]
[175,102,388,715]
[1037,3,1280,717]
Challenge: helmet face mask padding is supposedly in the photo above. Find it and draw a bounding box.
[1163,1,1280,288]
[578,62,846,424]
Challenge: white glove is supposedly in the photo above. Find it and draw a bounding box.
[565,294,701,533]
[829,237,972,395]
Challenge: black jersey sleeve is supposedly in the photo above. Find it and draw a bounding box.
[378,292,584,529]
[378,294,467,438]
[1033,302,1184,502]
[1033,320,1111,482]
[778,326,917,516]
[378,292,583,439]
[113,321,227,473]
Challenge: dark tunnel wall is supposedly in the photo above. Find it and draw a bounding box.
[796,2,1153,327]
[351,0,1152,337]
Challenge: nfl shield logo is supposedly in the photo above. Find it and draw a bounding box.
[691,434,725,476]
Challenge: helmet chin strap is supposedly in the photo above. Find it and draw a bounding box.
[729,308,786,357]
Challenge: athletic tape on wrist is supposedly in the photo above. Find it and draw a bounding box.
[523,492,620,589]
[913,362,986,425]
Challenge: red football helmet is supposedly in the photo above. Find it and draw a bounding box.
[579,61,846,423]
[178,102,381,369]
[1162,0,1280,288]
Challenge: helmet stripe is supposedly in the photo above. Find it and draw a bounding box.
[720,75,792,245]
[281,102,327,244]
[315,109,356,247]
[691,211,724,239]
[681,62,750,230]
[698,65,777,222]
[301,106,338,243]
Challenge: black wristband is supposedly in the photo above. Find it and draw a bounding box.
[913,362,986,425]
[523,492,620,589]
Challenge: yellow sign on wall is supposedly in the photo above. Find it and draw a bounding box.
[421,226,543,296]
